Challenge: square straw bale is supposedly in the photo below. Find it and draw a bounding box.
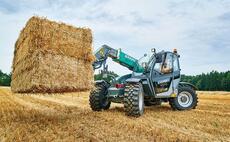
[11,16,95,93]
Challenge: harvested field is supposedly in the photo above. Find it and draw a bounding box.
[0,87,229,142]
[11,16,94,93]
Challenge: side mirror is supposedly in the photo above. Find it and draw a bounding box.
[155,54,163,63]
[151,48,156,53]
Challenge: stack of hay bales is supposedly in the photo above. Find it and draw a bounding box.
[11,16,95,93]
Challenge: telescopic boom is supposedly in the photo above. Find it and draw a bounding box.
[93,45,144,73]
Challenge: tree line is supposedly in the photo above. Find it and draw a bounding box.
[181,71,230,91]
[94,71,119,83]
[1,69,229,91]
[94,70,230,91]
[0,70,11,86]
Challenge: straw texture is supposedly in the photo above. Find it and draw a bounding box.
[11,16,94,93]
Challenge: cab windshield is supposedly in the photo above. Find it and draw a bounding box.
[137,53,156,72]
[137,54,150,66]
[147,55,156,71]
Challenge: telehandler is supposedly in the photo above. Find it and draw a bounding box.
[90,45,198,117]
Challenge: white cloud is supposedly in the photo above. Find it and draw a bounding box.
[0,0,230,75]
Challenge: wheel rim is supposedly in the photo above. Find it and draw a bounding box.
[139,89,144,111]
[177,91,193,108]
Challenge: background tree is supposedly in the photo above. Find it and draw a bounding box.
[94,71,119,83]
[1,68,230,91]
[181,70,230,91]
[0,70,11,86]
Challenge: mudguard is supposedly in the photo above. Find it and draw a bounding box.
[179,82,198,90]
[94,80,110,88]
[125,77,154,96]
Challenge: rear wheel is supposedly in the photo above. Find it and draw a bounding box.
[89,82,111,111]
[124,83,144,117]
[169,85,198,110]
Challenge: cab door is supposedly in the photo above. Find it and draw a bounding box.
[151,52,180,98]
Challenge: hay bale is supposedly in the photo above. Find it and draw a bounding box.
[11,16,94,93]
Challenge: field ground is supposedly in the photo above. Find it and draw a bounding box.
[0,87,229,142]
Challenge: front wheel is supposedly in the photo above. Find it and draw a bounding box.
[124,83,144,117]
[169,86,198,110]
[89,82,111,111]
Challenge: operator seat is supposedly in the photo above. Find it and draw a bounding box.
[161,63,172,74]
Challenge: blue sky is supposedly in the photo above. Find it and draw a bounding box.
[0,0,230,75]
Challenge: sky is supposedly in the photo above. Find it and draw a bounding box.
[0,0,230,76]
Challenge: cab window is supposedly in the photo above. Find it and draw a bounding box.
[153,53,173,74]
[173,55,179,72]
[161,53,173,74]
[153,62,161,73]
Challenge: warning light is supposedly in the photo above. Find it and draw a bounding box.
[173,49,177,54]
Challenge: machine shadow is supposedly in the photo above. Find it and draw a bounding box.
[107,105,172,114]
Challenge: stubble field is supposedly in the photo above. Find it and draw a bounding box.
[0,87,229,142]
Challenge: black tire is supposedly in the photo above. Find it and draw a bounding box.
[89,83,111,111]
[124,83,144,117]
[169,85,198,110]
